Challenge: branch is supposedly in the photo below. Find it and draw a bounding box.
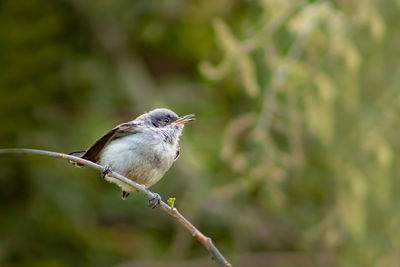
[0,148,232,267]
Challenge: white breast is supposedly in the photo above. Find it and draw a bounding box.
[98,128,178,192]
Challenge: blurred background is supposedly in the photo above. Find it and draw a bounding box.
[1,0,400,266]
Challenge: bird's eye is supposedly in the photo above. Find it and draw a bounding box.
[164,118,170,123]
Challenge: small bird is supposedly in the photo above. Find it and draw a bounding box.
[72,108,194,204]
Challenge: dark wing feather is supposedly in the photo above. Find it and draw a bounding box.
[81,122,140,163]
[174,145,180,161]
[68,150,87,157]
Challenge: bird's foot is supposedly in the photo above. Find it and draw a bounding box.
[122,191,130,200]
[101,165,112,178]
[149,193,161,209]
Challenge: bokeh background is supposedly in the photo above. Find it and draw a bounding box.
[1,0,400,266]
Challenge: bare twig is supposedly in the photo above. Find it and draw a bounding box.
[0,148,232,267]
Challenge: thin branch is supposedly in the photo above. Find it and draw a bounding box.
[0,148,232,267]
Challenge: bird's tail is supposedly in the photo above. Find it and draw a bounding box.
[68,150,87,167]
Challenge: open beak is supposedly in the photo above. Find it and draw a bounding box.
[171,114,195,125]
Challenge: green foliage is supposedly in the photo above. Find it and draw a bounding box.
[1,0,400,266]
[167,197,176,208]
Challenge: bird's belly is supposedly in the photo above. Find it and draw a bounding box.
[99,135,177,191]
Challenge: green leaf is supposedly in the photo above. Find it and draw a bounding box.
[167,197,176,208]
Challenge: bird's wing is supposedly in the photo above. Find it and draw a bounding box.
[81,121,141,163]
[68,150,87,157]
[174,145,180,161]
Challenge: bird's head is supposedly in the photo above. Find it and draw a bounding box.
[142,108,195,129]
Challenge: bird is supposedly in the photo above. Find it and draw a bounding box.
[71,108,194,205]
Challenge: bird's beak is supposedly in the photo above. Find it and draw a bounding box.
[171,114,195,125]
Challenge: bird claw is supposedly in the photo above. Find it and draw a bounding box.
[149,193,161,209]
[122,191,130,200]
[101,165,112,178]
